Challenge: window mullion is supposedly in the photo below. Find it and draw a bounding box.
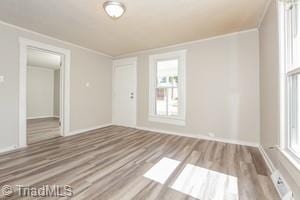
[291,76,296,143]
[155,86,158,115]
[291,6,294,67]
[155,64,158,116]
[166,87,169,116]
[295,76,299,145]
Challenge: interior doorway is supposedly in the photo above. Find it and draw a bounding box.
[26,48,62,144]
[19,38,70,147]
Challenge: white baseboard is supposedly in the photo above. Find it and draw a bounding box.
[26,121,258,147]
[0,124,112,155]
[135,126,259,147]
[0,145,20,154]
[66,123,113,136]
[258,145,276,173]
[27,115,59,120]
[113,123,137,129]
[258,145,294,199]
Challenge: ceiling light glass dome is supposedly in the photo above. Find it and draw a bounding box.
[103,1,126,19]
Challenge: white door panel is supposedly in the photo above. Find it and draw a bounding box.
[113,60,136,127]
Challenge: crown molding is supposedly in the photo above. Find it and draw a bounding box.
[0,20,260,59]
[115,28,258,58]
[257,0,272,28]
[0,20,112,58]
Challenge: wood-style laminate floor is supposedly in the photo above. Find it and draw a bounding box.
[0,126,279,199]
[27,118,61,144]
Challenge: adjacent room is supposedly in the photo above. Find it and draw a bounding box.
[0,0,299,199]
[27,48,62,144]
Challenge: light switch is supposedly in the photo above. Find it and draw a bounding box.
[85,82,90,87]
[0,76,4,83]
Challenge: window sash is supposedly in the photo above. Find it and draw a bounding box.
[281,1,300,159]
[288,74,297,145]
[155,86,179,116]
[285,3,300,73]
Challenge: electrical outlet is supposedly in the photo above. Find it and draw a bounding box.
[271,170,293,200]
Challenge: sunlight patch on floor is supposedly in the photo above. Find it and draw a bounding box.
[143,157,180,184]
[171,164,238,200]
[144,157,238,200]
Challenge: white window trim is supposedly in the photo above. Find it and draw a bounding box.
[278,1,300,164]
[148,50,186,126]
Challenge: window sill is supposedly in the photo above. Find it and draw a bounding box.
[278,147,300,172]
[148,115,186,126]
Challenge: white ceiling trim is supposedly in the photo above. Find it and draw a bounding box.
[0,0,268,56]
[1,19,259,59]
[257,0,272,28]
[0,20,112,58]
[115,28,258,59]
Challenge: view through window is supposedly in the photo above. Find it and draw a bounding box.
[155,59,179,116]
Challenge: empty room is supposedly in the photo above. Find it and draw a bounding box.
[27,48,62,144]
[0,0,299,199]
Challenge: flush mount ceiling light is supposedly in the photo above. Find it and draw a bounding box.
[103,1,126,19]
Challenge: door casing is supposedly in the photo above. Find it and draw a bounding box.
[19,38,71,147]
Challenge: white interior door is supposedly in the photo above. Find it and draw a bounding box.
[113,58,137,127]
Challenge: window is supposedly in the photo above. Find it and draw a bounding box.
[149,50,186,126]
[156,60,179,116]
[280,1,300,160]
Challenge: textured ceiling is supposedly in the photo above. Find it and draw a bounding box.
[0,0,268,56]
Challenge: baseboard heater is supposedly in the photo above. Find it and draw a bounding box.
[271,170,294,200]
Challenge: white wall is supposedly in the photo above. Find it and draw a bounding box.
[0,21,112,150]
[0,19,259,149]
[27,66,54,119]
[118,30,260,144]
[259,0,300,198]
